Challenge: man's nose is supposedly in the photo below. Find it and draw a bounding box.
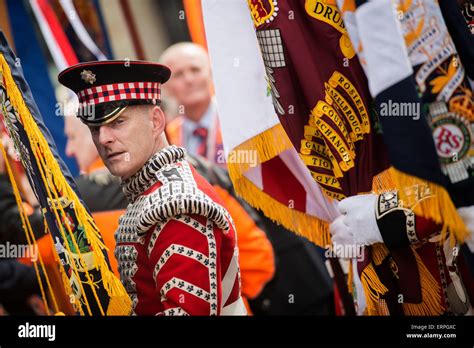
[98,125,115,145]
[183,70,195,84]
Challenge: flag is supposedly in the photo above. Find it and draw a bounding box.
[247,0,391,202]
[438,0,474,82]
[341,0,471,240]
[335,0,473,316]
[0,31,130,315]
[51,0,111,61]
[29,0,79,72]
[437,0,474,203]
[201,0,339,246]
[7,0,79,175]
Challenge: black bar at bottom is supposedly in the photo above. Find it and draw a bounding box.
[0,316,473,345]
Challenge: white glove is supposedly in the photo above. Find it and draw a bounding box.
[457,206,474,252]
[329,215,357,259]
[330,194,383,256]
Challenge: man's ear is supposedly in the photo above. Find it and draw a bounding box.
[150,106,166,136]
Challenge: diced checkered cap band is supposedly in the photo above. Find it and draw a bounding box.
[77,81,161,107]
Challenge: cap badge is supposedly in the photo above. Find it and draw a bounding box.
[81,70,96,84]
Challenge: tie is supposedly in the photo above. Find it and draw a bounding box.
[193,127,208,157]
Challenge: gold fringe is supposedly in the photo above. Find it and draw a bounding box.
[359,262,389,316]
[376,298,391,316]
[0,55,131,315]
[402,247,444,316]
[372,167,467,244]
[230,174,331,247]
[360,246,444,316]
[388,167,468,243]
[50,221,86,316]
[372,167,397,193]
[226,123,294,175]
[34,147,96,315]
[226,124,332,248]
[371,243,390,266]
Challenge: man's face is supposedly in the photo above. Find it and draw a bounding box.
[64,116,99,172]
[164,49,212,110]
[89,106,158,180]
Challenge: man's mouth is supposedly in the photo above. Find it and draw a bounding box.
[107,151,125,160]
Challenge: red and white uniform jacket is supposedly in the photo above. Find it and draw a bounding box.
[115,146,247,315]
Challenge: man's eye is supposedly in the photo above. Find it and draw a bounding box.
[110,120,122,128]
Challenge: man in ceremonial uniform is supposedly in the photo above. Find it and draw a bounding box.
[64,101,275,312]
[58,60,247,316]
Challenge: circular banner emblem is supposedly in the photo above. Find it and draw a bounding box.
[432,114,471,164]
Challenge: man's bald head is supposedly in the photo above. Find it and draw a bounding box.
[160,42,209,68]
[159,42,213,122]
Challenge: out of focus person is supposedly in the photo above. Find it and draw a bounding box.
[162,43,224,165]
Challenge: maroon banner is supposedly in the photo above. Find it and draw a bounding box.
[249,0,389,200]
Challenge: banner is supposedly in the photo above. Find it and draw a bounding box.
[7,0,78,175]
[0,31,130,315]
[341,0,471,240]
[248,0,391,201]
[202,0,339,246]
[336,0,472,316]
